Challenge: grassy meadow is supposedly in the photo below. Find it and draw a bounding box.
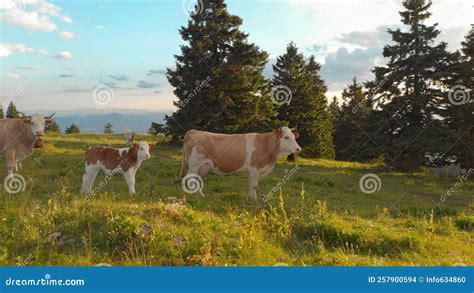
[0,133,472,266]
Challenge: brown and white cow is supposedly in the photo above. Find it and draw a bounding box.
[180,127,301,199]
[0,113,54,176]
[81,141,155,195]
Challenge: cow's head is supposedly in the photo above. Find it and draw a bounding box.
[23,113,55,139]
[134,141,156,161]
[274,127,302,155]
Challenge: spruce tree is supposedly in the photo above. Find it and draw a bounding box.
[166,0,275,142]
[0,107,4,119]
[333,78,373,161]
[273,43,334,159]
[104,122,113,134]
[367,0,455,171]
[6,102,19,118]
[148,122,166,135]
[65,123,80,134]
[45,121,60,133]
[442,28,474,168]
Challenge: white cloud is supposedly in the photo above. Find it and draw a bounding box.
[37,49,49,55]
[58,31,76,40]
[60,15,72,23]
[96,25,107,31]
[0,42,49,57]
[2,73,20,79]
[55,51,72,60]
[0,10,57,32]
[0,0,73,32]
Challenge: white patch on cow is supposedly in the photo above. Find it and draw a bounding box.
[235,133,256,173]
[118,148,127,156]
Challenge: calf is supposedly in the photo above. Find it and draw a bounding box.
[180,127,301,199]
[81,141,155,195]
[123,129,134,146]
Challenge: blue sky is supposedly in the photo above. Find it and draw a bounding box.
[0,0,471,111]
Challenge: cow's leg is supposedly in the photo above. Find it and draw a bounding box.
[123,170,136,195]
[81,165,100,195]
[17,160,22,170]
[248,168,259,200]
[5,151,16,176]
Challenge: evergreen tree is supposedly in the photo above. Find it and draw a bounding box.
[6,101,19,118]
[0,107,4,119]
[333,78,373,161]
[148,122,166,135]
[65,123,80,134]
[328,96,340,123]
[367,0,455,171]
[442,28,474,168]
[104,122,113,134]
[45,121,60,133]
[166,0,275,142]
[273,43,334,159]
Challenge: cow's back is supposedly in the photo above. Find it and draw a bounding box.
[184,130,247,173]
[85,146,121,170]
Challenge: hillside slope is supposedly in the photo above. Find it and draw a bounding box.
[0,134,472,266]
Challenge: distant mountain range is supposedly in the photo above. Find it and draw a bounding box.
[30,109,173,133]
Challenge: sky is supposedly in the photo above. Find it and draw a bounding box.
[0,0,472,112]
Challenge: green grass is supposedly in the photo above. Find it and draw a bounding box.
[0,133,472,266]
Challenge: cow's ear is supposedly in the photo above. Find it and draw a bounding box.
[22,118,31,124]
[132,143,139,149]
[148,143,156,149]
[292,131,300,139]
[45,119,54,125]
[273,128,282,138]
